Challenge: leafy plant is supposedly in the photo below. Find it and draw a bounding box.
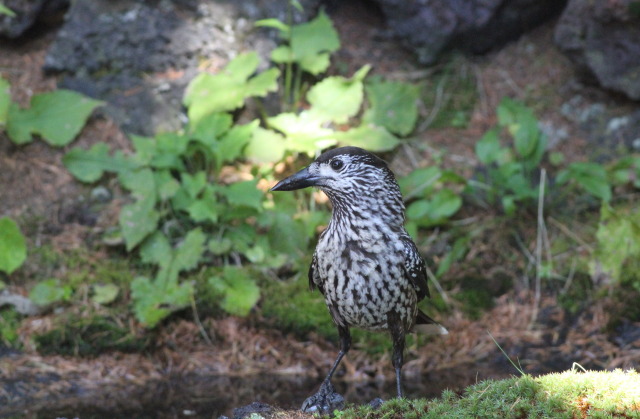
[29,279,72,307]
[0,217,27,275]
[0,3,14,17]
[0,76,103,146]
[472,97,547,214]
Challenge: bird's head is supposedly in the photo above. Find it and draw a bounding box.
[271,147,396,194]
[271,147,404,223]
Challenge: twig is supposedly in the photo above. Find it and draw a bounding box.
[191,294,214,346]
[531,169,547,327]
[548,217,594,252]
[425,264,451,306]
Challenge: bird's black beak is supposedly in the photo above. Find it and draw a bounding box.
[271,167,322,191]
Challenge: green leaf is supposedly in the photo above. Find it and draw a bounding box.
[6,90,103,146]
[334,124,399,152]
[245,127,287,163]
[475,128,501,165]
[63,144,137,183]
[188,112,233,148]
[215,119,258,168]
[267,111,336,154]
[398,167,442,199]
[139,231,172,267]
[406,200,430,220]
[0,77,9,125]
[181,171,207,199]
[307,66,370,124]
[0,4,16,17]
[184,53,279,126]
[364,79,420,136]
[172,228,206,274]
[119,199,160,251]
[29,279,72,307]
[92,284,120,305]
[208,266,260,316]
[186,191,220,224]
[131,276,193,327]
[154,170,180,200]
[0,217,27,275]
[428,188,462,220]
[255,18,291,36]
[118,168,157,201]
[223,179,264,210]
[290,10,340,74]
[558,162,611,202]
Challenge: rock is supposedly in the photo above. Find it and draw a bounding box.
[374,0,567,65]
[0,0,68,38]
[231,402,274,419]
[555,0,640,101]
[43,0,321,136]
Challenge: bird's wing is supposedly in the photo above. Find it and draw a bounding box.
[308,251,323,294]
[401,233,430,301]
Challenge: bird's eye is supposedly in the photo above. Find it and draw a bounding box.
[330,159,344,171]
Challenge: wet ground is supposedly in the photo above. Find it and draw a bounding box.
[1,365,513,418]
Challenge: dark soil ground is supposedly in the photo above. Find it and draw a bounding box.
[1,3,640,418]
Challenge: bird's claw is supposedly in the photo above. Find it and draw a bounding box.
[301,380,345,414]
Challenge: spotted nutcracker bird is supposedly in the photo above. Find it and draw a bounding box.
[271,146,447,413]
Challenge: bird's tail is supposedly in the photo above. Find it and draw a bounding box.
[413,309,448,335]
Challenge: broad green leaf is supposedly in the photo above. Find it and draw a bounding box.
[0,77,9,125]
[63,144,137,183]
[119,199,160,251]
[428,189,462,219]
[188,112,233,149]
[215,119,258,168]
[298,52,331,75]
[173,228,206,274]
[406,200,430,220]
[208,266,260,316]
[364,79,420,136]
[154,170,180,200]
[92,284,120,305]
[244,127,286,163]
[6,90,103,146]
[186,192,220,223]
[267,111,336,154]
[139,231,172,267]
[181,171,207,198]
[223,179,263,210]
[29,279,72,306]
[595,204,640,282]
[307,66,370,124]
[131,276,193,327]
[334,124,399,152]
[475,128,501,165]
[184,53,279,126]
[270,45,293,64]
[118,168,157,200]
[399,167,442,199]
[0,217,27,274]
[208,238,233,255]
[290,10,340,74]
[558,162,611,202]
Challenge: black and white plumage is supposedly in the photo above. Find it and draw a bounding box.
[271,146,447,413]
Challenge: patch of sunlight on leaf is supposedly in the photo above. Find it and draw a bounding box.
[594,203,640,282]
[244,127,287,163]
[334,123,399,151]
[267,111,336,155]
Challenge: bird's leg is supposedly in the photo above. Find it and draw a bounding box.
[388,311,406,398]
[301,324,350,413]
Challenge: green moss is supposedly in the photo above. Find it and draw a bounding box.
[34,313,150,356]
[0,309,22,347]
[260,273,337,340]
[339,370,640,418]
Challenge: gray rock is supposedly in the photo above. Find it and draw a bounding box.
[374,0,567,65]
[0,0,68,38]
[43,0,321,136]
[555,0,640,101]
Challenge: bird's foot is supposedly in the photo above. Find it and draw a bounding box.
[301,380,345,414]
